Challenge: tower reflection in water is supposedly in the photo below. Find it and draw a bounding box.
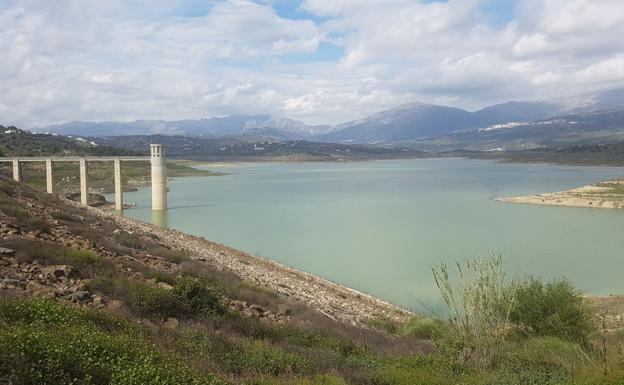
[152,210,168,228]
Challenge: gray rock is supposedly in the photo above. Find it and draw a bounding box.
[157,282,173,290]
[0,247,14,255]
[163,317,179,330]
[70,290,91,302]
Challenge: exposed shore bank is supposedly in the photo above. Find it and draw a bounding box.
[79,203,413,325]
[497,179,624,209]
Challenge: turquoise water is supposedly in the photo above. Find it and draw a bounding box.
[112,159,624,312]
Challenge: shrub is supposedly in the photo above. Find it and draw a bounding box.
[173,277,222,316]
[126,277,223,319]
[148,245,187,264]
[508,278,594,344]
[85,275,130,298]
[365,317,399,334]
[127,281,180,318]
[403,317,445,339]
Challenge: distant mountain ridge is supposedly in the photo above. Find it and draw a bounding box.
[43,115,331,140]
[406,107,624,152]
[39,88,624,145]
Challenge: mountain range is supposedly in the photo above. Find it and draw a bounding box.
[38,88,624,150]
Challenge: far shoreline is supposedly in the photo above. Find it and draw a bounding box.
[497,179,624,210]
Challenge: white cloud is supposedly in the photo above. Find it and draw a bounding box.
[1,0,624,128]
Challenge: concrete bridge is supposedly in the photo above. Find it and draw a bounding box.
[0,144,167,211]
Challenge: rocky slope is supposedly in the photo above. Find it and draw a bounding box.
[0,176,410,326]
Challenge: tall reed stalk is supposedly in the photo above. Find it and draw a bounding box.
[432,254,517,366]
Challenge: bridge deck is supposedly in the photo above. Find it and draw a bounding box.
[0,157,150,162]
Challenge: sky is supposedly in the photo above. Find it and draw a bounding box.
[2,0,624,128]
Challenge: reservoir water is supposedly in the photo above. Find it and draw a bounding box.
[113,159,624,312]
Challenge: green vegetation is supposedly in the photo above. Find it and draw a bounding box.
[432,255,516,366]
[508,277,594,344]
[3,178,624,384]
[4,238,113,278]
[0,126,136,158]
[93,134,424,162]
[0,299,224,385]
[596,180,624,195]
[402,317,445,339]
[428,255,624,384]
[125,277,222,319]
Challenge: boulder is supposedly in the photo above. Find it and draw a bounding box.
[163,317,179,330]
[42,265,73,279]
[157,282,174,290]
[70,290,91,302]
[0,247,15,255]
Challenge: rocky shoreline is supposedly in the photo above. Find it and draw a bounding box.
[77,202,413,325]
[496,179,624,209]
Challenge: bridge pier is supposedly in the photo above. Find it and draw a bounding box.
[114,158,123,211]
[45,159,54,194]
[2,145,167,212]
[79,158,89,205]
[12,159,22,181]
[150,144,167,211]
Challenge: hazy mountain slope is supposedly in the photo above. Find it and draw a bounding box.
[318,102,478,143]
[407,109,624,151]
[93,135,424,161]
[42,115,329,139]
[473,101,562,125]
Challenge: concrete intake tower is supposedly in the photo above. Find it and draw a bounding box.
[150,144,167,211]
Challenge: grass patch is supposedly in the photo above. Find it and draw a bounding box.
[0,238,114,278]
[182,330,312,376]
[0,298,224,385]
[364,317,400,334]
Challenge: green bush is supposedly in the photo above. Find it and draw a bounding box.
[127,281,180,318]
[126,277,222,318]
[86,275,130,298]
[508,278,594,344]
[173,277,222,315]
[403,317,446,339]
